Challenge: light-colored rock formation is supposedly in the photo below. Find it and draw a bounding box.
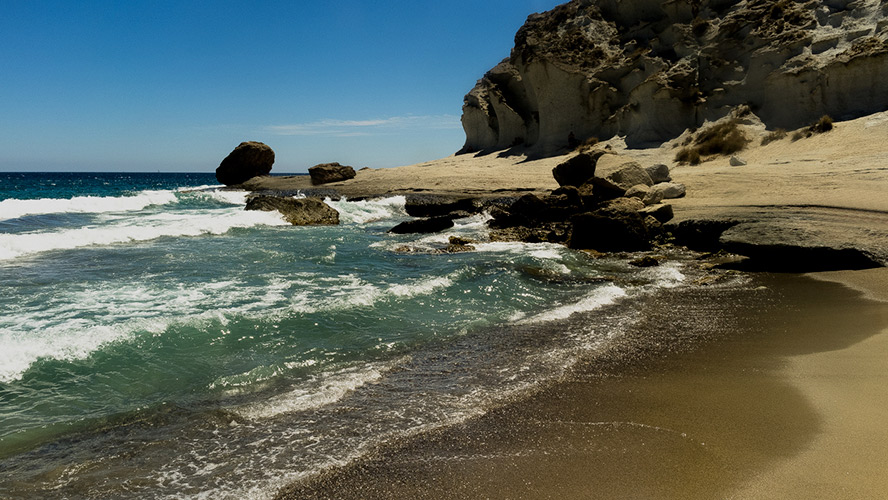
[460,0,888,155]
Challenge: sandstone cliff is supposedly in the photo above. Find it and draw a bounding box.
[460,0,888,153]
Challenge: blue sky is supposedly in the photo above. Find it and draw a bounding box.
[0,0,560,173]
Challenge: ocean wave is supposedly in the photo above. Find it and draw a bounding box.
[0,190,180,221]
[324,196,407,224]
[0,208,289,261]
[232,361,398,420]
[517,283,628,324]
[287,272,458,314]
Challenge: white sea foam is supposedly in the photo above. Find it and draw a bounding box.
[0,208,288,261]
[0,190,180,221]
[324,196,407,224]
[518,283,627,324]
[234,362,396,420]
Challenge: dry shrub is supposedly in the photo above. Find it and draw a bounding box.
[674,119,748,164]
[811,115,833,133]
[575,136,599,153]
[675,147,701,165]
[791,115,834,141]
[761,128,787,146]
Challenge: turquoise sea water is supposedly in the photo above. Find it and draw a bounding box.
[0,172,689,498]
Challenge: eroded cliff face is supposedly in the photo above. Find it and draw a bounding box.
[460,0,888,154]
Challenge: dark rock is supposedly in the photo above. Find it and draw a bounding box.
[308,163,356,185]
[568,211,650,252]
[245,195,339,225]
[639,203,674,224]
[404,195,479,217]
[216,141,275,186]
[719,222,883,272]
[388,216,455,234]
[668,219,741,252]
[552,151,605,187]
[629,256,661,267]
[445,236,476,253]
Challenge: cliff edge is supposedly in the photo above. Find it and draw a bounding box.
[460,0,888,154]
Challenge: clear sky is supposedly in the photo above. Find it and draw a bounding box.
[0,0,560,173]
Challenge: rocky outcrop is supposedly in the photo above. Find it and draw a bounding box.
[388,216,455,234]
[245,196,339,225]
[308,163,356,185]
[216,142,274,186]
[488,155,673,250]
[461,0,888,154]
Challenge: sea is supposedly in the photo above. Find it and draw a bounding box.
[0,171,695,499]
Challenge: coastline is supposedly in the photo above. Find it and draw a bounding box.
[276,269,888,499]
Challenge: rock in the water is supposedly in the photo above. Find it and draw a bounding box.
[730,156,747,166]
[308,163,356,185]
[644,182,686,205]
[404,195,479,217]
[552,151,604,187]
[388,216,455,234]
[245,196,339,225]
[629,256,661,267]
[216,141,275,186]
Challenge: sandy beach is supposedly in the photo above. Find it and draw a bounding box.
[272,114,888,498]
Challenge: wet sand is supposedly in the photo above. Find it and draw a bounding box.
[276,269,888,499]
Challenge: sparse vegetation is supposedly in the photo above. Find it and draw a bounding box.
[791,115,834,141]
[575,136,599,153]
[675,147,702,165]
[674,118,749,165]
[761,128,787,146]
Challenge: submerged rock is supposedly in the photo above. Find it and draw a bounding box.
[245,195,339,225]
[216,141,274,186]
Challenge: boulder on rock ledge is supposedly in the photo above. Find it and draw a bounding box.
[309,162,356,185]
[216,141,275,186]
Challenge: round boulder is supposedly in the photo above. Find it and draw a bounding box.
[216,141,275,186]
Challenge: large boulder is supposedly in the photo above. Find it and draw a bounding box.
[245,196,339,225]
[568,211,650,252]
[216,141,275,186]
[552,151,605,187]
[308,163,356,185]
[591,161,653,198]
[643,182,686,205]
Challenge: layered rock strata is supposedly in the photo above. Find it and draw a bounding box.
[461,0,888,154]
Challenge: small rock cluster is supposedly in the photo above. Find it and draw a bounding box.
[489,152,684,252]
